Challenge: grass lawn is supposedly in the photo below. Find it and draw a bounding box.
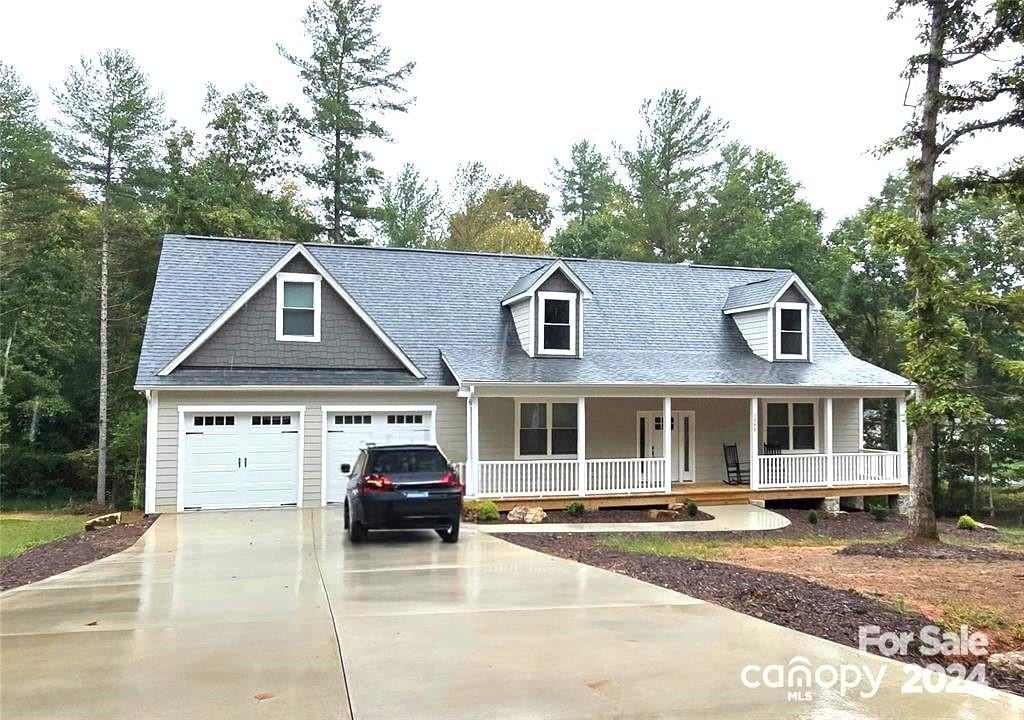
[0,514,85,559]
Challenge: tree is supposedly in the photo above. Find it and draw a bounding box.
[280,0,414,242]
[52,49,165,505]
[163,85,316,240]
[879,0,1024,540]
[551,140,617,221]
[697,144,829,285]
[620,89,727,260]
[445,165,552,254]
[378,162,444,247]
[550,190,650,260]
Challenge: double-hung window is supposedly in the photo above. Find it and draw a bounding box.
[517,400,578,457]
[276,273,321,342]
[765,401,817,451]
[774,302,807,359]
[537,291,576,355]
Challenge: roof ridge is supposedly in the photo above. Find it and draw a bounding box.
[167,235,793,273]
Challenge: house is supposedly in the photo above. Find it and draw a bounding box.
[134,234,914,513]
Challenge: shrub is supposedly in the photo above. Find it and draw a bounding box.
[868,504,890,522]
[565,501,587,516]
[957,514,978,531]
[463,500,499,522]
[686,501,699,517]
[808,509,819,525]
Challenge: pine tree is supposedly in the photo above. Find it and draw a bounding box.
[280,0,414,242]
[52,49,165,505]
[378,163,444,247]
[552,140,617,222]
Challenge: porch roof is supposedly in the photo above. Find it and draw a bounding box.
[441,345,913,389]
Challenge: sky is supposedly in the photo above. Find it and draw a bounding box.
[3,0,1017,230]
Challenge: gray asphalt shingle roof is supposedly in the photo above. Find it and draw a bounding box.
[135,235,912,389]
[722,273,794,311]
[501,264,550,302]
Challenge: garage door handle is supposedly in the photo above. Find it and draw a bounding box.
[281,430,298,434]
[238,458,241,468]
[244,457,247,468]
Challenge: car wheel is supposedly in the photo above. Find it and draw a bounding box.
[348,508,367,543]
[437,517,460,543]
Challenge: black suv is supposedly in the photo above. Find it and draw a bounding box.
[342,444,463,543]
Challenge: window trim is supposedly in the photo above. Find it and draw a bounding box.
[514,398,579,459]
[762,399,819,454]
[276,272,322,342]
[774,302,808,360]
[536,291,577,356]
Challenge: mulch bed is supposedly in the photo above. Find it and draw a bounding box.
[710,508,1003,544]
[498,531,1024,697]
[839,540,1024,562]
[0,514,157,591]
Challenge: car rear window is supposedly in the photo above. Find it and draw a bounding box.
[370,449,447,474]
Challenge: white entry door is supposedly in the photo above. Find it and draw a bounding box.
[324,409,435,503]
[182,412,301,510]
[636,410,695,483]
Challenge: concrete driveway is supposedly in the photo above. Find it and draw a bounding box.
[2,509,1021,720]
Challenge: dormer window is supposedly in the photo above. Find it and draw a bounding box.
[538,291,576,355]
[276,272,321,342]
[775,302,807,360]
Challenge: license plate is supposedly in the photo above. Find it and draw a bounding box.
[404,491,429,499]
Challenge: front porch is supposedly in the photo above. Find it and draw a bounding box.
[456,393,908,502]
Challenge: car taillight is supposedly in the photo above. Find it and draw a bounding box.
[440,471,464,494]
[360,473,393,492]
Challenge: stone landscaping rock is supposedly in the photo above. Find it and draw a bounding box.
[84,513,120,531]
[989,651,1024,678]
[523,508,547,524]
[648,509,680,520]
[667,502,685,511]
[507,506,547,523]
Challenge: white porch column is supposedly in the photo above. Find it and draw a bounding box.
[577,397,587,496]
[897,394,909,483]
[662,396,672,492]
[824,397,834,486]
[465,391,480,497]
[749,397,759,489]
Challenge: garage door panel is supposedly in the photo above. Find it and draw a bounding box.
[324,410,434,503]
[182,412,300,510]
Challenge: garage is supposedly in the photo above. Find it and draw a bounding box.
[181,410,302,510]
[324,407,435,503]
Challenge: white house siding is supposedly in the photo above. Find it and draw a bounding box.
[509,299,532,355]
[731,309,771,360]
[831,397,862,452]
[154,389,466,512]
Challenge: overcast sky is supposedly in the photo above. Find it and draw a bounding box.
[3,0,1016,229]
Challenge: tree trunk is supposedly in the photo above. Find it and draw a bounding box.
[96,217,109,505]
[909,388,939,539]
[906,0,946,541]
[971,431,980,517]
[333,127,342,243]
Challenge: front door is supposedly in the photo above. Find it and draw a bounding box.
[636,410,695,483]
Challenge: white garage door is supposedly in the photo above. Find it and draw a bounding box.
[182,412,301,510]
[325,409,434,503]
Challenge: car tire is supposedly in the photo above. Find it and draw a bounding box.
[347,507,368,543]
[437,517,460,544]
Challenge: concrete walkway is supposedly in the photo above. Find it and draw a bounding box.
[2,509,1021,719]
[475,502,791,533]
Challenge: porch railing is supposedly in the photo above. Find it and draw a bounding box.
[454,457,666,498]
[756,451,903,490]
[585,458,665,495]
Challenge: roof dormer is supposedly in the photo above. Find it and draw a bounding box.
[502,260,592,358]
[723,274,820,362]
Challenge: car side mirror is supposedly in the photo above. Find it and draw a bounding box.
[340,463,351,474]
